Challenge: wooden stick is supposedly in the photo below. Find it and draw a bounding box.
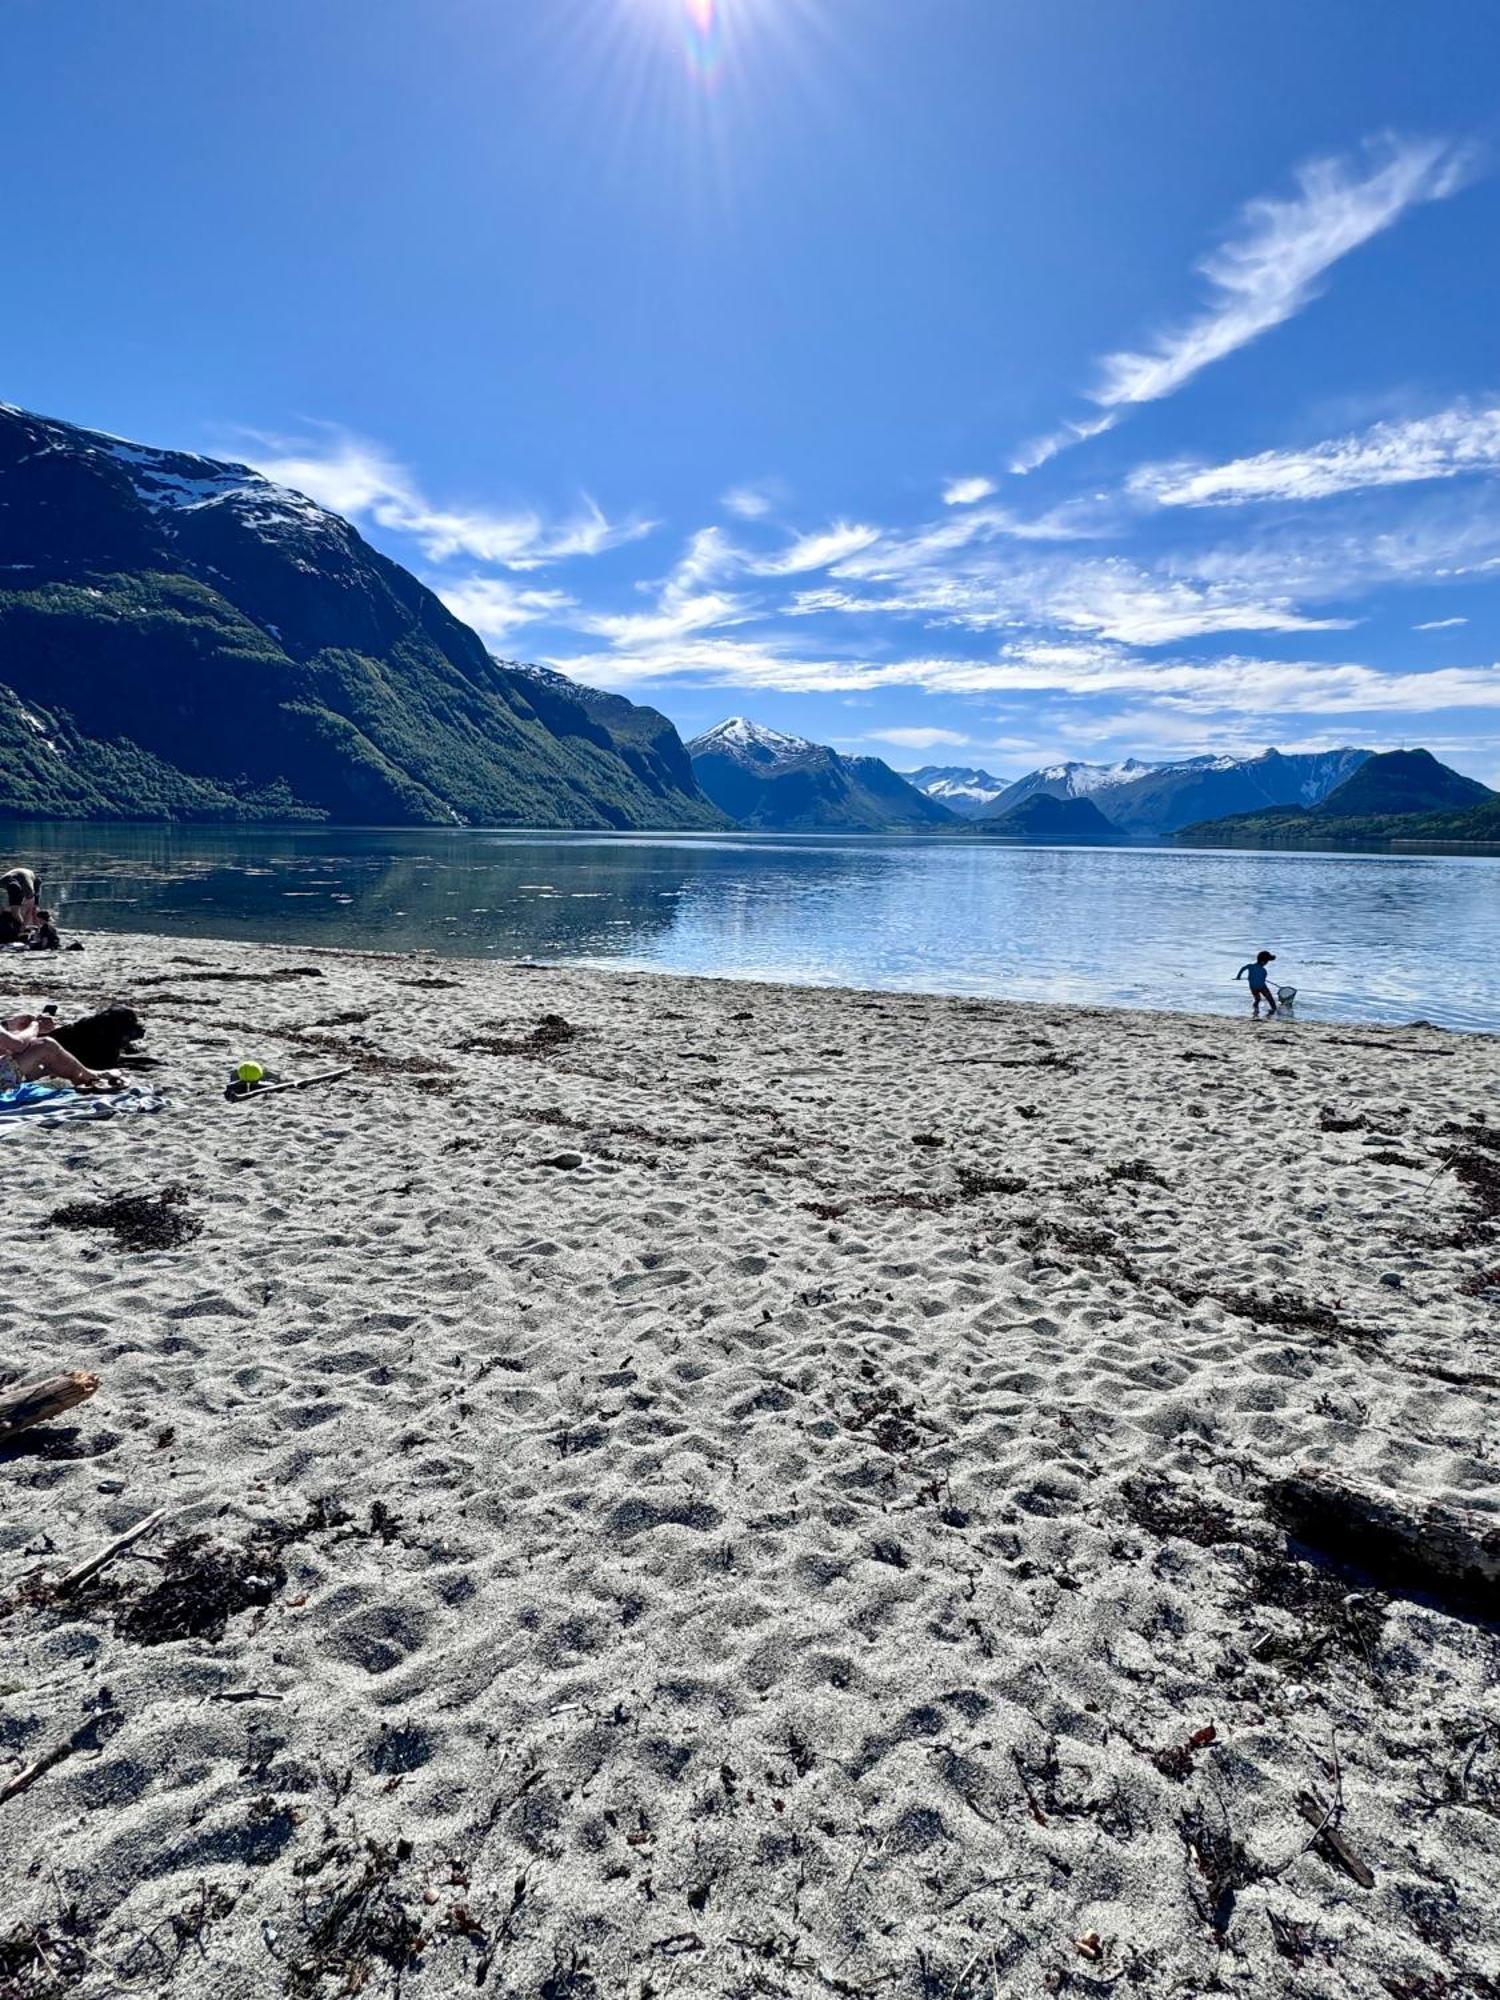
[0,1713,120,1807]
[57,1508,167,1597]
[0,1371,99,1441]
[1297,1792,1375,1888]
[1,1724,93,1806]
[228,1065,352,1102]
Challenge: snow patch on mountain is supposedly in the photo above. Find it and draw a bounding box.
[688,717,815,766]
[905,764,1007,812]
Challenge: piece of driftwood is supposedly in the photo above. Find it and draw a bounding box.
[1267,1466,1500,1620]
[0,1371,99,1441]
[1297,1791,1375,1888]
[57,1507,167,1597]
[0,1712,119,1807]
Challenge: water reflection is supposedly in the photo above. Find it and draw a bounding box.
[7,821,1499,1030]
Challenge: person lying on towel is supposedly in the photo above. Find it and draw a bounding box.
[0,1013,122,1093]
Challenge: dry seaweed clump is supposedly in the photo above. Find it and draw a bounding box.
[283,1837,426,1998]
[0,1908,90,1998]
[48,1183,201,1253]
[462,1013,578,1059]
[115,1531,286,1646]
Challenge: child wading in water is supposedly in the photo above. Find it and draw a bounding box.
[1236,950,1278,1017]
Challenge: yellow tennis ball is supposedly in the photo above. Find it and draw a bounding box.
[237,1062,264,1085]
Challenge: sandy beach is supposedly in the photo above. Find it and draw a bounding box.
[2,932,1498,1998]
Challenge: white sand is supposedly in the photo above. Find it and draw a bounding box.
[2,932,1498,1997]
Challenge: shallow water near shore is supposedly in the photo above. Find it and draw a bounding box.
[13,819,1500,1030]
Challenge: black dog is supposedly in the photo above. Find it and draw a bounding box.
[49,1006,148,1068]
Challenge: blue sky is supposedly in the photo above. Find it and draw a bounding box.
[6,1,1500,780]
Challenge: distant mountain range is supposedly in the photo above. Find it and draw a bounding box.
[1179,749,1498,845]
[903,765,1008,818]
[688,718,957,831]
[0,403,724,828]
[965,748,1375,836]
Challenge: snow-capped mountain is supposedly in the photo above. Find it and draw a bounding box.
[688,718,958,831]
[983,748,1372,835]
[0,402,723,827]
[904,765,1008,818]
[688,716,816,768]
[988,756,1174,813]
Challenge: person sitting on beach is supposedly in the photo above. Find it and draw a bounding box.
[1236,949,1278,1018]
[0,1013,122,1092]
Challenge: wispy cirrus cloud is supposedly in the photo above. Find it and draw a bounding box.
[574,526,750,646]
[1094,135,1475,411]
[1415,615,1469,630]
[751,521,883,574]
[798,550,1354,646]
[1010,414,1117,476]
[942,476,997,506]
[1012,135,1476,474]
[243,428,654,570]
[1132,401,1500,507]
[435,577,577,644]
[544,630,1500,719]
[867,726,973,750]
[721,481,781,520]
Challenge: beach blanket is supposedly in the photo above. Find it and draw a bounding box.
[0,1081,166,1130]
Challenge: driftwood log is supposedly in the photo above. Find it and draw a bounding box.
[0,1371,99,1442]
[1268,1466,1500,1620]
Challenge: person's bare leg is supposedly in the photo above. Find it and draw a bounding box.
[12,1038,118,1090]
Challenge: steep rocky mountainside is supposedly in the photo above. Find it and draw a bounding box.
[0,404,723,828]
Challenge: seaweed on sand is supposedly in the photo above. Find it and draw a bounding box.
[283,1838,425,1998]
[0,1908,91,1999]
[116,1532,287,1645]
[1122,1476,1241,1548]
[49,1183,201,1253]
[461,1013,579,1059]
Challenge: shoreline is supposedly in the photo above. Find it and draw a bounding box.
[20,925,1500,1041]
[2,931,1498,1996]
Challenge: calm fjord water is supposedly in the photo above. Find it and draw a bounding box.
[13,822,1500,1031]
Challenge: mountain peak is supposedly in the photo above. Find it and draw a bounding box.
[688,720,957,831]
[688,716,815,764]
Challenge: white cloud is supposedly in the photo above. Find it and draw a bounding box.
[752,521,883,574]
[942,475,997,506]
[867,726,973,750]
[435,577,576,645]
[794,554,1353,646]
[1093,135,1474,411]
[1415,615,1469,630]
[1010,414,1117,475]
[721,482,779,520]
[244,429,653,570]
[1132,402,1500,506]
[575,526,750,646]
[544,631,1500,720]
